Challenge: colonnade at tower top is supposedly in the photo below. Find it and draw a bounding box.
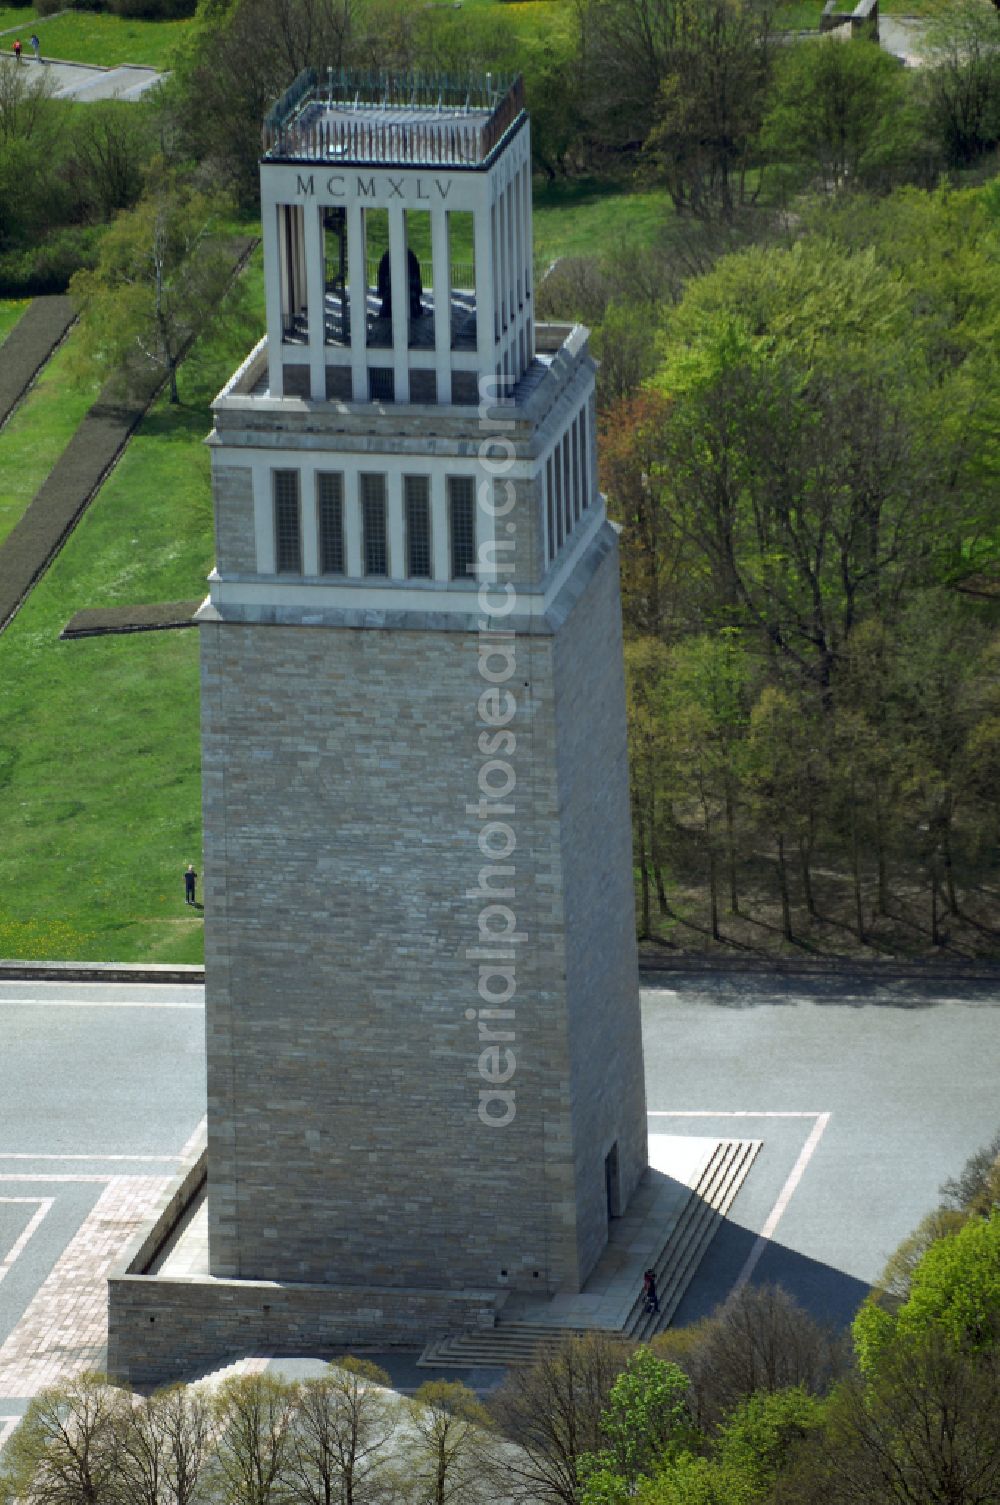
[260,71,534,406]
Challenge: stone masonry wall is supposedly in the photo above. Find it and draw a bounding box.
[108,1271,500,1389]
[200,612,587,1294]
[212,465,257,576]
[554,537,647,1284]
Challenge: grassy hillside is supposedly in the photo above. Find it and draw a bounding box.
[0,254,264,964]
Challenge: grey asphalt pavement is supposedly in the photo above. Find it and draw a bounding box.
[643,970,1000,1328]
[0,980,205,1417]
[0,54,163,101]
[0,968,997,1416]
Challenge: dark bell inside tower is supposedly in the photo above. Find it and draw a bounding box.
[323,205,348,342]
[377,247,424,320]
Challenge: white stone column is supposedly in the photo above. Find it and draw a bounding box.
[345,471,363,576]
[505,181,515,334]
[389,206,409,403]
[303,204,325,400]
[263,202,284,397]
[301,467,319,574]
[388,472,405,579]
[431,471,449,581]
[475,199,496,379]
[522,162,535,361]
[432,208,451,404]
[348,205,367,403]
[497,190,508,333]
[514,169,524,311]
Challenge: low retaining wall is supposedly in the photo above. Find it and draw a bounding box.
[108,1272,502,1387]
[107,1147,502,1387]
[820,0,878,38]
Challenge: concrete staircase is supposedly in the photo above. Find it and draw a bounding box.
[418,1137,760,1368]
[628,1137,760,1342]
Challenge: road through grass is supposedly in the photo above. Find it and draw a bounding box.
[0,337,99,548]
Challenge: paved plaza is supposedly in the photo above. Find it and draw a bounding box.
[0,968,997,1420]
[0,53,163,101]
[0,979,205,1431]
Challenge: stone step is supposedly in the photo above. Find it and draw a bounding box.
[631,1138,761,1343]
[183,1354,271,1390]
[419,1325,591,1368]
[418,1139,760,1369]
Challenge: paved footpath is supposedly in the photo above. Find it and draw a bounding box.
[0,53,163,101]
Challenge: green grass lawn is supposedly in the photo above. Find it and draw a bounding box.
[27,11,191,68]
[0,6,36,32]
[532,178,669,266]
[0,298,29,346]
[0,249,263,964]
[0,337,99,547]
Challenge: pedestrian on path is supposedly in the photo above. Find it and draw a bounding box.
[30,34,41,62]
[184,864,197,906]
[12,39,22,62]
[643,1268,659,1314]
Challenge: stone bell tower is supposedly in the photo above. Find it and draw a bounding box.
[197,70,647,1322]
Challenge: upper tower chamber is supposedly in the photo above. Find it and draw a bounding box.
[260,70,533,407]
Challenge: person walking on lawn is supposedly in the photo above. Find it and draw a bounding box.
[184,864,198,906]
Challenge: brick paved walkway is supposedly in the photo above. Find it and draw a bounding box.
[0,1176,170,1398]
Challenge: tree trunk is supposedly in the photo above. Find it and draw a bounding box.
[873,780,889,917]
[941,800,958,914]
[635,802,651,939]
[850,809,865,944]
[930,855,942,946]
[776,832,792,942]
[799,831,816,918]
[725,789,739,914]
[708,838,720,942]
[654,865,671,916]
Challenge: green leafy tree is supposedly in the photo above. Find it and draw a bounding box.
[0,57,67,256]
[580,1348,693,1502]
[70,181,237,403]
[660,632,754,933]
[789,1334,1000,1505]
[640,0,775,220]
[761,35,919,194]
[920,0,1000,166]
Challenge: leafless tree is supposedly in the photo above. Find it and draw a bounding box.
[0,1372,120,1505]
[654,1284,845,1432]
[210,1371,297,1505]
[283,1358,399,1505]
[399,1380,493,1505]
[486,1333,633,1504]
[109,1383,214,1505]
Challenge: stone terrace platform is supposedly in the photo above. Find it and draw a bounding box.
[107,1134,759,1385]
